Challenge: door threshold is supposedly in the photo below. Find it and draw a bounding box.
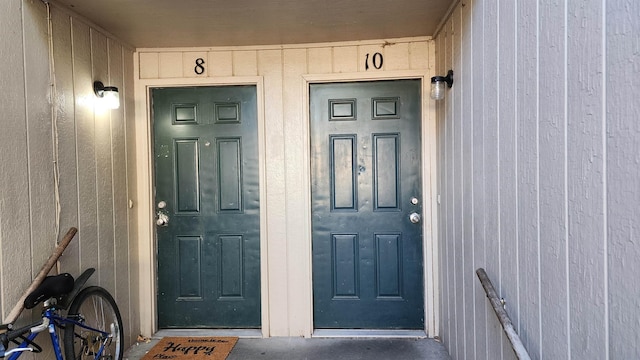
[312,329,427,338]
[154,329,262,338]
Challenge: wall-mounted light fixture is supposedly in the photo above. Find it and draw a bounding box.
[430,70,454,101]
[93,81,120,109]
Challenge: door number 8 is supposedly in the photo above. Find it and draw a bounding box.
[194,58,206,75]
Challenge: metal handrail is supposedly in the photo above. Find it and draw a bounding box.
[476,268,532,360]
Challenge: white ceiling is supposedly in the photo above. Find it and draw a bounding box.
[50,0,454,48]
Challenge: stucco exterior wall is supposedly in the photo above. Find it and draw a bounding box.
[0,0,138,349]
[134,37,439,337]
[435,0,640,359]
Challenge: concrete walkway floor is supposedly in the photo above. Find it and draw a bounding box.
[124,333,451,360]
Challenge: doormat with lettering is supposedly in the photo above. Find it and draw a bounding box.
[141,337,238,360]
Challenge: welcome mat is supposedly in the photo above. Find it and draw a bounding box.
[141,337,238,360]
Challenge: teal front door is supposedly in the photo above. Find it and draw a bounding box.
[153,85,260,328]
[311,80,424,329]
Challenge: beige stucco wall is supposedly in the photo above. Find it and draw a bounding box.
[134,37,440,337]
[0,0,139,351]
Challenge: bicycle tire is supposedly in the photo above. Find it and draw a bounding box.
[63,286,123,360]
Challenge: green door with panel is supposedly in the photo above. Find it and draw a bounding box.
[153,85,260,328]
[311,80,424,329]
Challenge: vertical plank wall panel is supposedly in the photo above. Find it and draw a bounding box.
[283,48,309,335]
[497,2,519,358]
[124,46,140,346]
[109,39,131,342]
[51,8,80,276]
[435,31,449,348]
[538,0,569,357]
[258,49,288,335]
[439,32,451,348]
[451,6,465,360]
[444,22,457,357]
[23,0,56,273]
[434,31,443,341]
[460,3,475,359]
[426,34,438,341]
[0,0,31,320]
[516,0,541,356]
[92,29,116,292]
[481,0,504,357]
[426,33,437,338]
[21,6,59,347]
[566,0,607,358]
[471,0,488,357]
[444,30,454,349]
[606,0,640,358]
[72,19,99,283]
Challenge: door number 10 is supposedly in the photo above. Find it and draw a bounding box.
[365,52,384,70]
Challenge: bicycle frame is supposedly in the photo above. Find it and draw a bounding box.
[6,306,112,360]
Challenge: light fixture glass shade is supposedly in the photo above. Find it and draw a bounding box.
[430,70,454,101]
[430,81,446,100]
[93,81,120,110]
[103,88,120,109]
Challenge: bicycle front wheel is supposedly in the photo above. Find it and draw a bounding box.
[64,286,123,360]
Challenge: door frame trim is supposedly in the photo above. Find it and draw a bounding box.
[134,76,269,337]
[301,71,439,337]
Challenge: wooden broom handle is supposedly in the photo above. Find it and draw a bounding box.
[4,227,78,324]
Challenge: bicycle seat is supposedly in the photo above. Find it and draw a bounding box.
[24,273,74,309]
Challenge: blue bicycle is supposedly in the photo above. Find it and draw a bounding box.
[0,268,123,359]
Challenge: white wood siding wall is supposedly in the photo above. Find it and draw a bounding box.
[0,0,138,349]
[135,37,435,337]
[436,0,640,359]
